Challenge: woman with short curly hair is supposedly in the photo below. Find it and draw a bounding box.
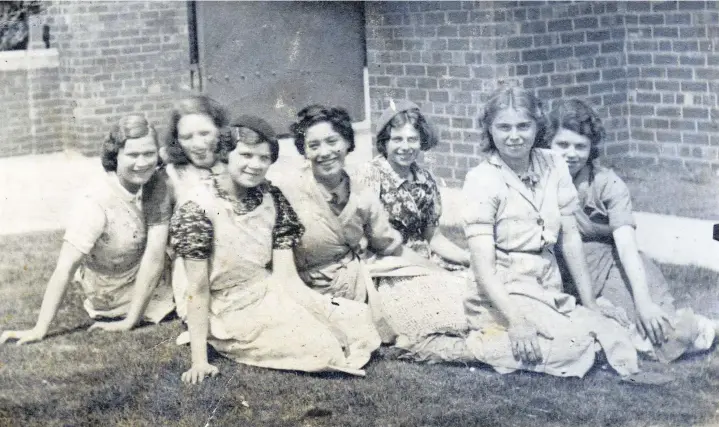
[546,98,719,363]
[0,114,174,345]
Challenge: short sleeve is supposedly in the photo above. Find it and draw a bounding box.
[555,157,580,216]
[601,170,636,230]
[169,201,213,260]
[63,195,107,254]
[461,165,501,239]
[268,185,305,250]
[142,169,173,226]
[361,189,403,254]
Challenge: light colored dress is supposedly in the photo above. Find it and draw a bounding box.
[557,164,716,362]
[169,168,380,375]
[461,149,639,377]
[354,156,471,362]
[64,172,175,322]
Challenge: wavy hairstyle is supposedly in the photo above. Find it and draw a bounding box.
[542,98,605,163]
[101,114,158,172]
[289,105,355,155]
[478,86,547,151]
[375,109,438,157]
[163,94,229,165]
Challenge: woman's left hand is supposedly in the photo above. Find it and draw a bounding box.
[88,319,134,333]
[636,301,673,345]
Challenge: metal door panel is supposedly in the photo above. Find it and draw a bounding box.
[196,1,366,133]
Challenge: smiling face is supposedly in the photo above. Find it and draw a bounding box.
[303,121,350,181]
[227,140,273,189]
[176,113,219,168]
[386,122,421,171]
[115,134,158,193]
[549,127,592,177]
[489,107,537,163]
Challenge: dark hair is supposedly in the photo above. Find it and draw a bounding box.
[478,86,546,151]
[289,105,355,155]
[218,125,279,164]
[101,114,158,172]
[163,95,229,165]
[543,99,605,163]
[375,109,438,157]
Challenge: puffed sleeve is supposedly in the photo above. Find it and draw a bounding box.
[63,194,107,254]
[169,201,213,260]
[601,169,636,230]
[555,156,580,216]
[142,169,173,226]
[461,164,501,239]
[268,184,305,249]
[360,189,403,254]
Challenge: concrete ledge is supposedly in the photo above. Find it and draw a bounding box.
[0,48,59,71]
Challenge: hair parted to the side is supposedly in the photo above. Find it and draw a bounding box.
[163,94,229,165]
[101,114,158,172]
[542,98,606,163]
[375,109,438,157]
[218,116,280,164]
[477,86,547,152]
[289,105,355,155]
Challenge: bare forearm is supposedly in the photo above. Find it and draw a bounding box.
[613,227,652,306]
[468,236,519,324]
[34,270,73,334]
[429,232,470,265]
[560,217,598,308]
[185,259,211,366]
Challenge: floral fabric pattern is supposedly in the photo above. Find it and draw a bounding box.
[361,156,441,244]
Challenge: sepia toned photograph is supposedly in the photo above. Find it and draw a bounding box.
[1,1,719,425]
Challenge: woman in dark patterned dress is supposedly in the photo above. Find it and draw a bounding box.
[170,116,380,384]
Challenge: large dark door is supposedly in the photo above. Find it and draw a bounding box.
[195,1,366,134]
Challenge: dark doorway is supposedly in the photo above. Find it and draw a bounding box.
[192,1,367,134]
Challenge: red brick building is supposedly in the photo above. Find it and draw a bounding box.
[2,1,718,185]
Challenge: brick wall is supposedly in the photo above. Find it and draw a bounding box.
[0,52,62,156]
[0,1,192,156]
[366,0,719,185]
[625,1,719,170]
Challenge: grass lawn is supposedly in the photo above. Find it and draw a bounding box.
[1,231,719,426]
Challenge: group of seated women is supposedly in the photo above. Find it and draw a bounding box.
[2,86,718,385]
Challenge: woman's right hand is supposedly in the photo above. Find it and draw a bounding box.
[0,328,46,345]
[507,317,554,364]
[181,363,219,384]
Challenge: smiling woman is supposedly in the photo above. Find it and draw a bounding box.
[0,114,175,346]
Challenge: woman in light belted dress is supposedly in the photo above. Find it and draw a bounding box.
[1,115,174,345]
[546,98,719,363]
[170,116,380,384]
[461,87,639,377]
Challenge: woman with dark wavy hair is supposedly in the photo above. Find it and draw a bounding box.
[461,87,639,378]
[547,98,719,363]
[0,114,174,345]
